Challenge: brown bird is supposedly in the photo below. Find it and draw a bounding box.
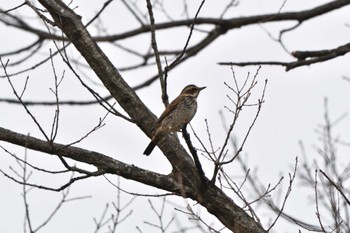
[143,84,206,155]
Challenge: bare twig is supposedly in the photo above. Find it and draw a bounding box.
[314,170,327,232]
[48,49,63,142]
[43,21,133,123]
[121,0,146,26]
[0,2,26,13]
[1,58,50,141]
[8,148,91,232]
[144,198,175,233]
[104,175,173,197]
[22,149,34,233]
[174,205,222,233]
[219,0,239,19]
[166,0,206,70]
[319,169,350,206]
[1,168,102,192]
[268,157,298,231]
[94,176,135,233]
[211,67,267,182]
[220,169,262,225]
[145,0,168,106]
[34,186,91,232]
[57,109,111,150]
[85,0,114,27]
[0,145,69,174]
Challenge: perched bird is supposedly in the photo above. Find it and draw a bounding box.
[143,84,206,155]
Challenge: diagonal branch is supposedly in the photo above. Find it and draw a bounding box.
[0,126,183,194]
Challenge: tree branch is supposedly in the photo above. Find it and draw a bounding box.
[0,126,182,193]
[219,41,350,71]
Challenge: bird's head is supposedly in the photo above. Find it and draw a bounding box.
[180,84,206,97]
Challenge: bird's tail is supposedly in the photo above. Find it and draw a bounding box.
[143,141,156,156]
[144,131,164,156]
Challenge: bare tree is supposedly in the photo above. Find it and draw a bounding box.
[1,1,349,232]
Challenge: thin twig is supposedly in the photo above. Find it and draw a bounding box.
[0,145,69,174]
[268,157,298,231]
[0,2,26,13]
[1,58,50,141]
[48,49,63,142]
[145,0,167,106]
[315,170,327,232]
[166,0,206,69]
[319,169,350,206]
[104,175,173,197]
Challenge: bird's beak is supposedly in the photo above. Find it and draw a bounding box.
[199,86,206,91]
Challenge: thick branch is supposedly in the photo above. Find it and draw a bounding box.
[0,126,182,193]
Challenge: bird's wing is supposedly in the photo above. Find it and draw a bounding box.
[156,95,182,125]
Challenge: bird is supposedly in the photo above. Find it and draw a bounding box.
[143,84,206,155]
